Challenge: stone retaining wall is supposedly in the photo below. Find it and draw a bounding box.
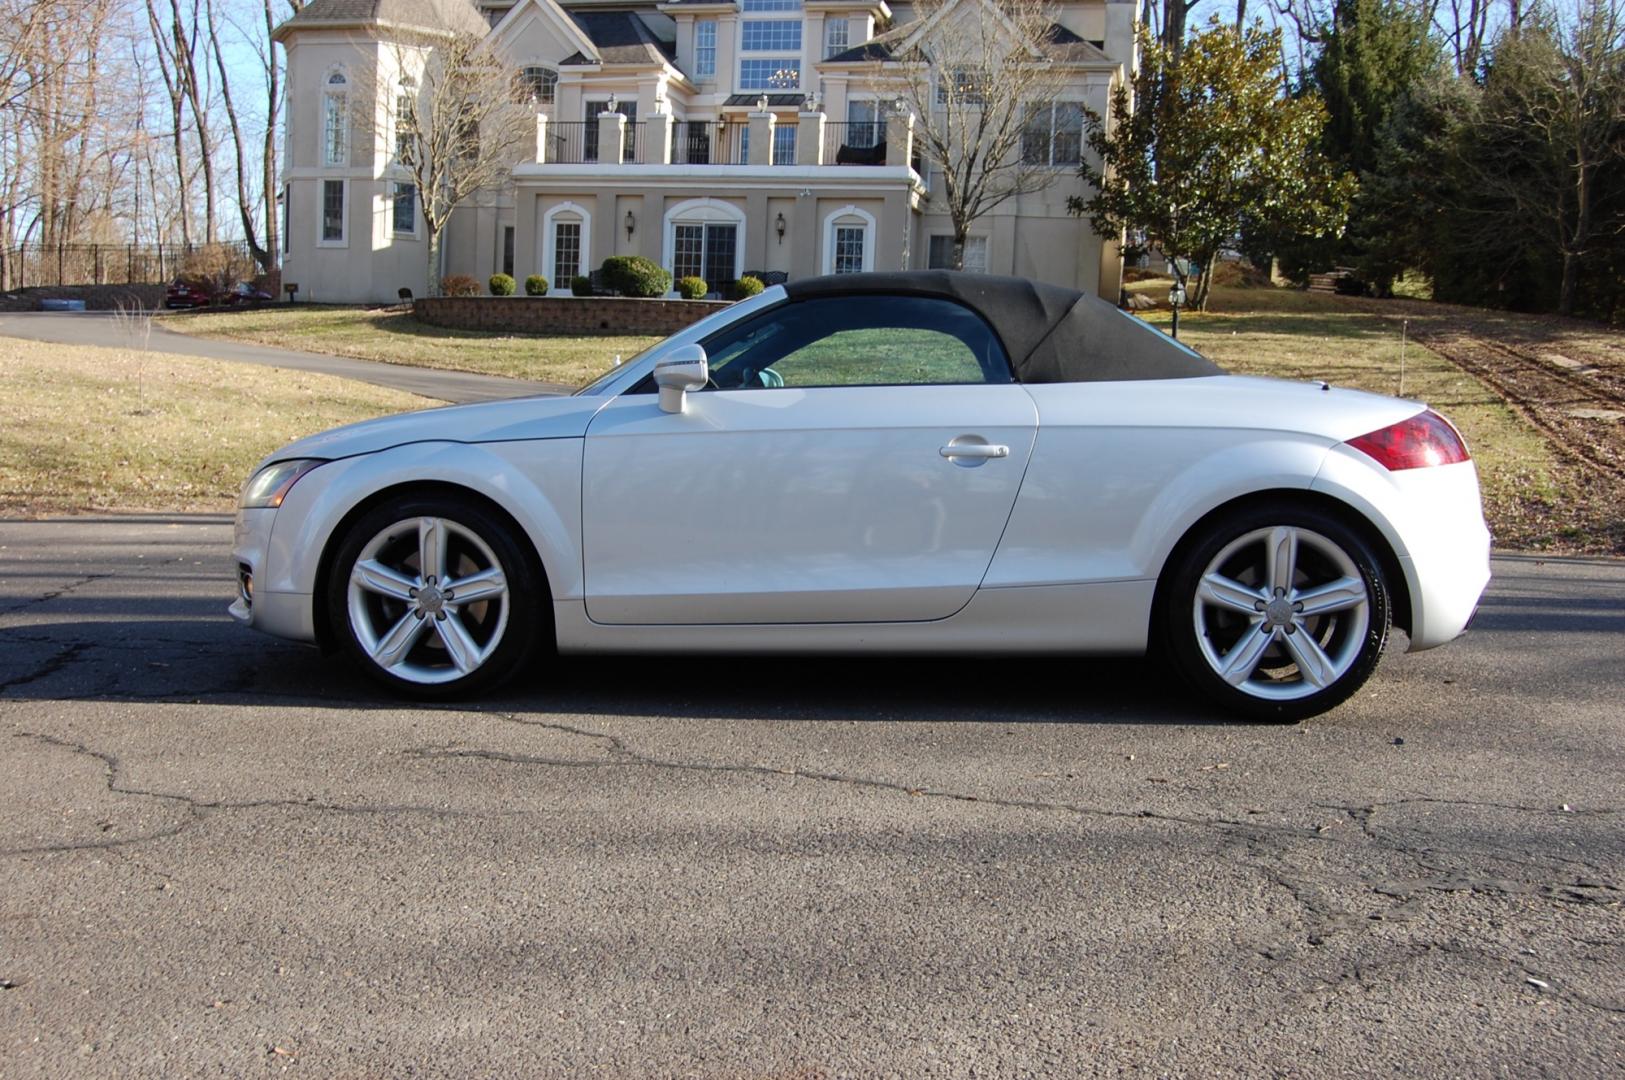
[413,295,732,335]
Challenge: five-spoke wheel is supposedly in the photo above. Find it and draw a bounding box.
[328,495,540,697]
[1164,503,1391,720]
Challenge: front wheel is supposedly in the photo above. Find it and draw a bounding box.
[326,495,541,698]
[1163,504,1392,721]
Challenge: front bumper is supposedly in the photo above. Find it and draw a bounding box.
[229,506,316,642]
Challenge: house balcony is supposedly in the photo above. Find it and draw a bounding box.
[528,109,922,176]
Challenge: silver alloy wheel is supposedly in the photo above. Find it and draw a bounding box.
[1192,525,1371,701]
[346,516,511,685]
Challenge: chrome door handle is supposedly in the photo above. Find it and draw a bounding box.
[939,443,1009,459]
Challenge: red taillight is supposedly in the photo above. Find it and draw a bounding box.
[1347,410,1470,471]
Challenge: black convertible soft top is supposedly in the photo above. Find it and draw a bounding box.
[782,270,1223,383]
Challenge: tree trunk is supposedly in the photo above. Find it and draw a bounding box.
[426,224,441,298]
[1192,251,1218,311]
[207,0,268,270]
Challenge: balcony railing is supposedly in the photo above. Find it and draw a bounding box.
[672,121,748,165]
[547,120,644,163]
[547,121,590,164]
[535,115,917,170]
[823,121,888,166]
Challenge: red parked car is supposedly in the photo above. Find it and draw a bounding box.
[164,279,213,309]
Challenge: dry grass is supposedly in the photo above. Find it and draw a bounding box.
[0,336,435,516]
[1127,279,1585,550]
[168,305,661,388]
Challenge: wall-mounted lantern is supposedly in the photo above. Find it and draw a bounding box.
[625,210,636,241]
[775,212,786,243]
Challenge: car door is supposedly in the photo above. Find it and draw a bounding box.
[580,293,1038,625]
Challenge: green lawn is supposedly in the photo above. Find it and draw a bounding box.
[168,305,661,388]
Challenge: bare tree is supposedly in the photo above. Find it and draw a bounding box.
[866,0,1074,269]
[206,0,274,269]
[358,32,533,294]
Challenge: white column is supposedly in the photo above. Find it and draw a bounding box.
[797,111,825,165]
[748,110,775,166]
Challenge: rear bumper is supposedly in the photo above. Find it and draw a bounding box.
[1312,448,1491,652]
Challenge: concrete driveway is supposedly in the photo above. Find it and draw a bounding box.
[1,516,1621,1077]
[0,310,561,403]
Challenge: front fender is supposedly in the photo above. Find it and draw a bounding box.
[263,438,585,603]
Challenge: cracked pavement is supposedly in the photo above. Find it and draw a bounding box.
[0,516,1621,1077]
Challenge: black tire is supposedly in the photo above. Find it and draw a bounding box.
[1162,501,1391,722]
[325,493,543,699]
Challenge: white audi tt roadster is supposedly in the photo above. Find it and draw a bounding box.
[230,272,1490,719]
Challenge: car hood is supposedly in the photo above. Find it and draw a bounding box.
[258,392,607,468]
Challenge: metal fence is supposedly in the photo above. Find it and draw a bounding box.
[548,120,646,164]
[672,121,749,166]
[0,240,259,290]
[823,121,888,166]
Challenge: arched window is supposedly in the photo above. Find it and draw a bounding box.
[519,65,557,105]
[822,205,875,274]
[663,198,745,289]
[323,68,348,167]
[395,77,417,163]
[542,201,591,289]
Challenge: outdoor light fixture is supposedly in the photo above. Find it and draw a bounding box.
[775,212,786,243]
[1168,278,1187,340]
[625,210,636,241]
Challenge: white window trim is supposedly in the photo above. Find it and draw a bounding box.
[322,67,349,168]
[1022,100,1086,168]
[542,200,591,295]
[821,204,875,274]
[389,181,420,240]
[824,16,849,58]
[694,20,718,81]
[518,62,558,107]
[662,197,746,283]
[317,178,348,248]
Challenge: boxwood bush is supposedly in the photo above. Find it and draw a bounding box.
[524,274,549,296]
[676,275,709,300]
[735,274,765,298]
[600,255,672,298]
[570,275,593,296]
[488,273,516,296]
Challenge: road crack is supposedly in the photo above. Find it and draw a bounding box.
[1,731,489,858]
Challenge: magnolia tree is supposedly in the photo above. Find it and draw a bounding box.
[1073,19,1356,309]
[360,32,533,295]
[869,0,1073,269]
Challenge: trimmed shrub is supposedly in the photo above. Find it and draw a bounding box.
[440,274,481,297]
[600,255,672,298]
[488,274,517,296]
[676,275,709,300]
[524,274,549,296]
[735,274,765,298]
[570,275,593,296]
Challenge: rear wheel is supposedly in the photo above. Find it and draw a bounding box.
[326,495,540,698]
[1163,503,1391,721]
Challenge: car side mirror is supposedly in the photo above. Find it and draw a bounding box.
[653,344,709,413]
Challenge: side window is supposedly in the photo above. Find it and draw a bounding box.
[703,295,1010,389]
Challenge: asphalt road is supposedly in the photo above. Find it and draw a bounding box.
[0,311,563,403]
[1,516,1621,1078]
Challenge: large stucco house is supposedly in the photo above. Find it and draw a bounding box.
[271,0,1136,303]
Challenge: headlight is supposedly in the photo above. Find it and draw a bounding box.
[240,459,325,509]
